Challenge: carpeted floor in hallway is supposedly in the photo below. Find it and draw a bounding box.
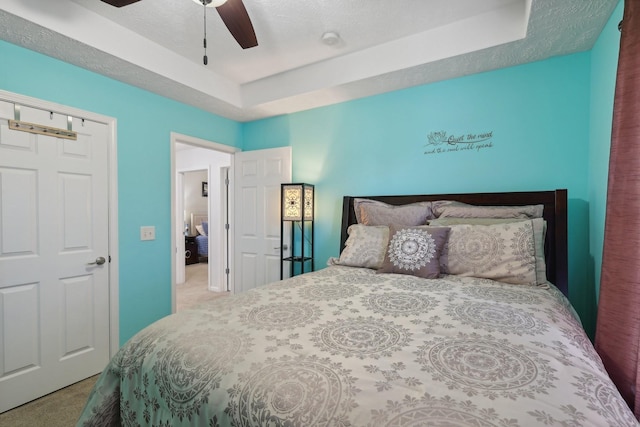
[177,261,230,311]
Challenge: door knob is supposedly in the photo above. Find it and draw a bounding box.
[87,256,106,265]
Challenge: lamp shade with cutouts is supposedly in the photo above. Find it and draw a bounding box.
[282,183,314,221]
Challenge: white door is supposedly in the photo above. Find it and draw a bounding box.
[233,147,291,294]
[0,102,110,412]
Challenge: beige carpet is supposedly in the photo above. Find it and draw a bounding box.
[0,375,98,427]
[177,261,229,311]
[0,262,228,425]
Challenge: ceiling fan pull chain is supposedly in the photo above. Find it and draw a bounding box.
[203,1,208,65]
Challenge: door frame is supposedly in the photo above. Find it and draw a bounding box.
[220,166,231,293]
[170,132,239,312]
[0,89,120,357]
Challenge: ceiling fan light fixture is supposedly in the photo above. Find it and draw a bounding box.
[192,0,228,7]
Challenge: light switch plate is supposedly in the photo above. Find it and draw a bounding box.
[140,226,155,241]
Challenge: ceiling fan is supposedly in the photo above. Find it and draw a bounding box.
[100,0,258,51]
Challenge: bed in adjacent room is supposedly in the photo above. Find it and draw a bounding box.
[191,212,209,261]
[77,189,638,426]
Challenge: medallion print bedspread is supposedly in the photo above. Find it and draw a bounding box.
[77,266,638,426]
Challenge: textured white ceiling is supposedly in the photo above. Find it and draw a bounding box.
[0,0,618,122]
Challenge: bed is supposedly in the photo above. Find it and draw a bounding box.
[77,189,638,426]
[191,212,209,260]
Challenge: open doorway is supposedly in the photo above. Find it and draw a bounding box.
[170,133,238,313]
[179,169,209,310]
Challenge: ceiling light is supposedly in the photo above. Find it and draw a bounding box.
[192,0,227,7]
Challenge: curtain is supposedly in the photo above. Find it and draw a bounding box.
[595,0,640,418]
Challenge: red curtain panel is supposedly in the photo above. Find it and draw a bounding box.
[595,0,640,418]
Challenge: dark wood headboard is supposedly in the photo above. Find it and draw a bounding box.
[341,189,568,297]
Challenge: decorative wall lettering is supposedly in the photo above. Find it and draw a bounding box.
[424,131,494,155]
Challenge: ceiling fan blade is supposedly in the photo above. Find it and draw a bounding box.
[100,0,141,7]
[216,0,258,49]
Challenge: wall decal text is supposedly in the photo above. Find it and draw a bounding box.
[424,131,494,155]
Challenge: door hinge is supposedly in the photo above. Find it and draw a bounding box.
[225,223,229,230]
[225,268,230,274]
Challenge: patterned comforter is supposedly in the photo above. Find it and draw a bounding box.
[77,266,638,426]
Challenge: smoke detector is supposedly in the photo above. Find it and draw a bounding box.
[321,32,342,47]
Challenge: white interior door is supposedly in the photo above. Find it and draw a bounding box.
[0,102,110,412]
[233,147,291,294]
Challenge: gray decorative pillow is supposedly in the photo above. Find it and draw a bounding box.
[430,217,547,284]
[378,226,450,279]
[332,225,389,269]
[439,221,537,285]
[355,199,433,226]
[432,200,544,219]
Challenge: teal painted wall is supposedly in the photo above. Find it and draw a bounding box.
[0,40,242,345]
[588,2,623,312]
[1,1,622,344]
[245,53,598,333]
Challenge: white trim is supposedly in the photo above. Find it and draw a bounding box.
[0,89,120,357]
[107,116,119,357]
[170,132,239,313]
[219,166,231,293]
[171,132,240,154]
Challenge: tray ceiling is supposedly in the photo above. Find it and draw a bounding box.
[0,0,618,121]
